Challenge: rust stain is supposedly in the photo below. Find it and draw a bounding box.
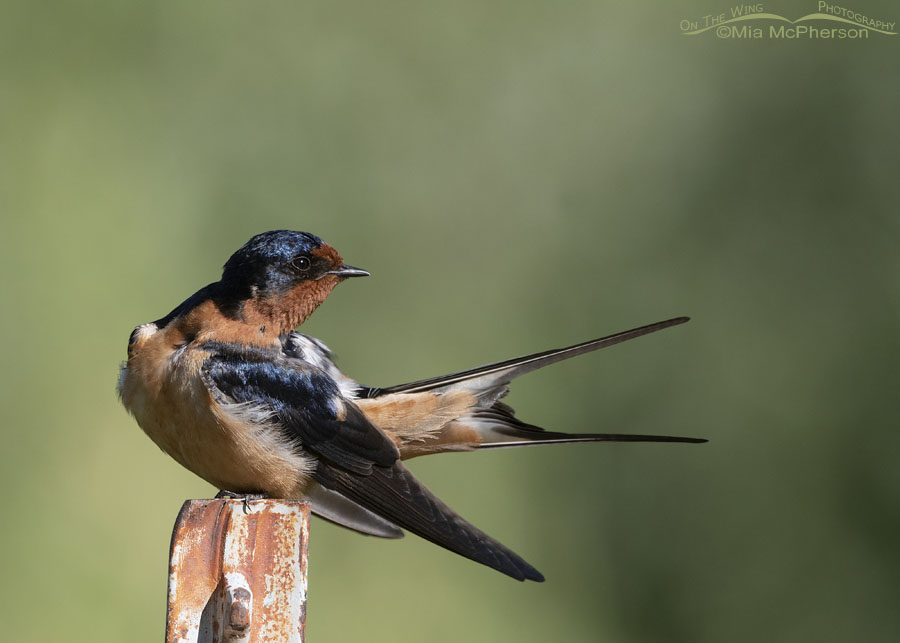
[166,500,229,643]
[228,586,252,634]
[167,499,309,643]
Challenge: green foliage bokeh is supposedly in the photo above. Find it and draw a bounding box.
[2,1,898,641]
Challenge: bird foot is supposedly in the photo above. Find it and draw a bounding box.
[215,490,269,514]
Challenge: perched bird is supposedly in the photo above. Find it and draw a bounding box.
[118,230,704,582]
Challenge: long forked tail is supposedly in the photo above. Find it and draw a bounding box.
[366,317,691,399]
[358,317,707,455]
[460,402,706,449]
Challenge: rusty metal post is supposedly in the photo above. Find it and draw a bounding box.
[165,499,310,643]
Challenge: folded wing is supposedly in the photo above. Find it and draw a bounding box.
[200,341,544,581]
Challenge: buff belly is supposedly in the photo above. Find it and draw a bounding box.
[118,332,313,499]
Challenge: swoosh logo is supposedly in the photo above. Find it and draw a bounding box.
[682,12,897,35]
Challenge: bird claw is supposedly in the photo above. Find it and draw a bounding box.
[215,490,269,514]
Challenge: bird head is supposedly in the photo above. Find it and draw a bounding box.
[221,230,368,331]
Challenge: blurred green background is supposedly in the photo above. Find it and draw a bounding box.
[2,1,898,641]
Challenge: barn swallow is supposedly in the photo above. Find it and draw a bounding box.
[118,230,705,582]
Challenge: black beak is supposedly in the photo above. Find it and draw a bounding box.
[327,264,370,278]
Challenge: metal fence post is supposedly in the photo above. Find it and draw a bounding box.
[165,499,310,643]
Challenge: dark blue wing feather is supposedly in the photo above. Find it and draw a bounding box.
[202,341,397,474]
[199,340,544,582]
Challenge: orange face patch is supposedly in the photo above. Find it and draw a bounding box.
[311,242,343,270]
[273,276,341,330]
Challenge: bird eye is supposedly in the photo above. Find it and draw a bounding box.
[293,256,311,272]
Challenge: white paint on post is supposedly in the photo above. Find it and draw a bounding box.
[165,499,310,643]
